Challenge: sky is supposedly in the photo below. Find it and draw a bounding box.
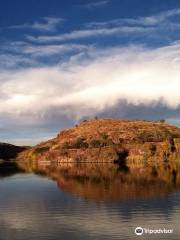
[0,0,180,145]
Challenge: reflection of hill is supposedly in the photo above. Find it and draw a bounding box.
[18,161,180,202]
[0,161,24,178]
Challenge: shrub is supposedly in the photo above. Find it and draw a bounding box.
[82,119,88,123]
[59,148,68,155]
[62,141,71,149]
[168,137,176,152]
[35,146,49,154]
[101,132,108,140]
[117,148,129,160]
[89,139,101,148]
[149,144,157,156]
[151,166,158,177]
[73,138,89,148]
[160,119,166,123]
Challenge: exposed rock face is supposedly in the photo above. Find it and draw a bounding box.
[0,143,27,160]
[17,119,180,163]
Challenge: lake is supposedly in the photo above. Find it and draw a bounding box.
[0,161,180,240]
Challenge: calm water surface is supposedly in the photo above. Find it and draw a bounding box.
[0,161,180,240]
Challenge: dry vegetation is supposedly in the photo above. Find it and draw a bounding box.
[17,119,180,163]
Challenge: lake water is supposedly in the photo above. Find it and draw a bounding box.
[0,161,180,240]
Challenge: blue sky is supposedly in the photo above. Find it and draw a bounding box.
[0,0,180,145]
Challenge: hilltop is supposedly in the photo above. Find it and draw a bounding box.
[17,119,180,163]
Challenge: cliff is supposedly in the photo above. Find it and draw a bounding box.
[17,119,180,163]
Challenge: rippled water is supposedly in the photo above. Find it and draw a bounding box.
[0,161,180,240]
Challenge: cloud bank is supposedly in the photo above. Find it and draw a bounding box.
[0,44,180,126]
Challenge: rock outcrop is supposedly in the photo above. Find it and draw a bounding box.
[17,119,180,163]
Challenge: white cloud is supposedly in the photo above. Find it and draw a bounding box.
[16,43,90,57]
[82,0,109,9]
[86,7,180,28]
[0,41,93,69]
[0,53,38,69]
[0,43,180,124]
[26,26,149,43]
[25,8,180,44]
[32,17,64,31]
[6,17,64,32]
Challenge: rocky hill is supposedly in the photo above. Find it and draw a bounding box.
[0,143,27,160]
[17,119,180,163]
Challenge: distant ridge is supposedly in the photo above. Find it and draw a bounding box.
[0,143,27,160]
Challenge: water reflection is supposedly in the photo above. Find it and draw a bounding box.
[17,159,180,202]
[0,160,24,178]
[0,160,180,240]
